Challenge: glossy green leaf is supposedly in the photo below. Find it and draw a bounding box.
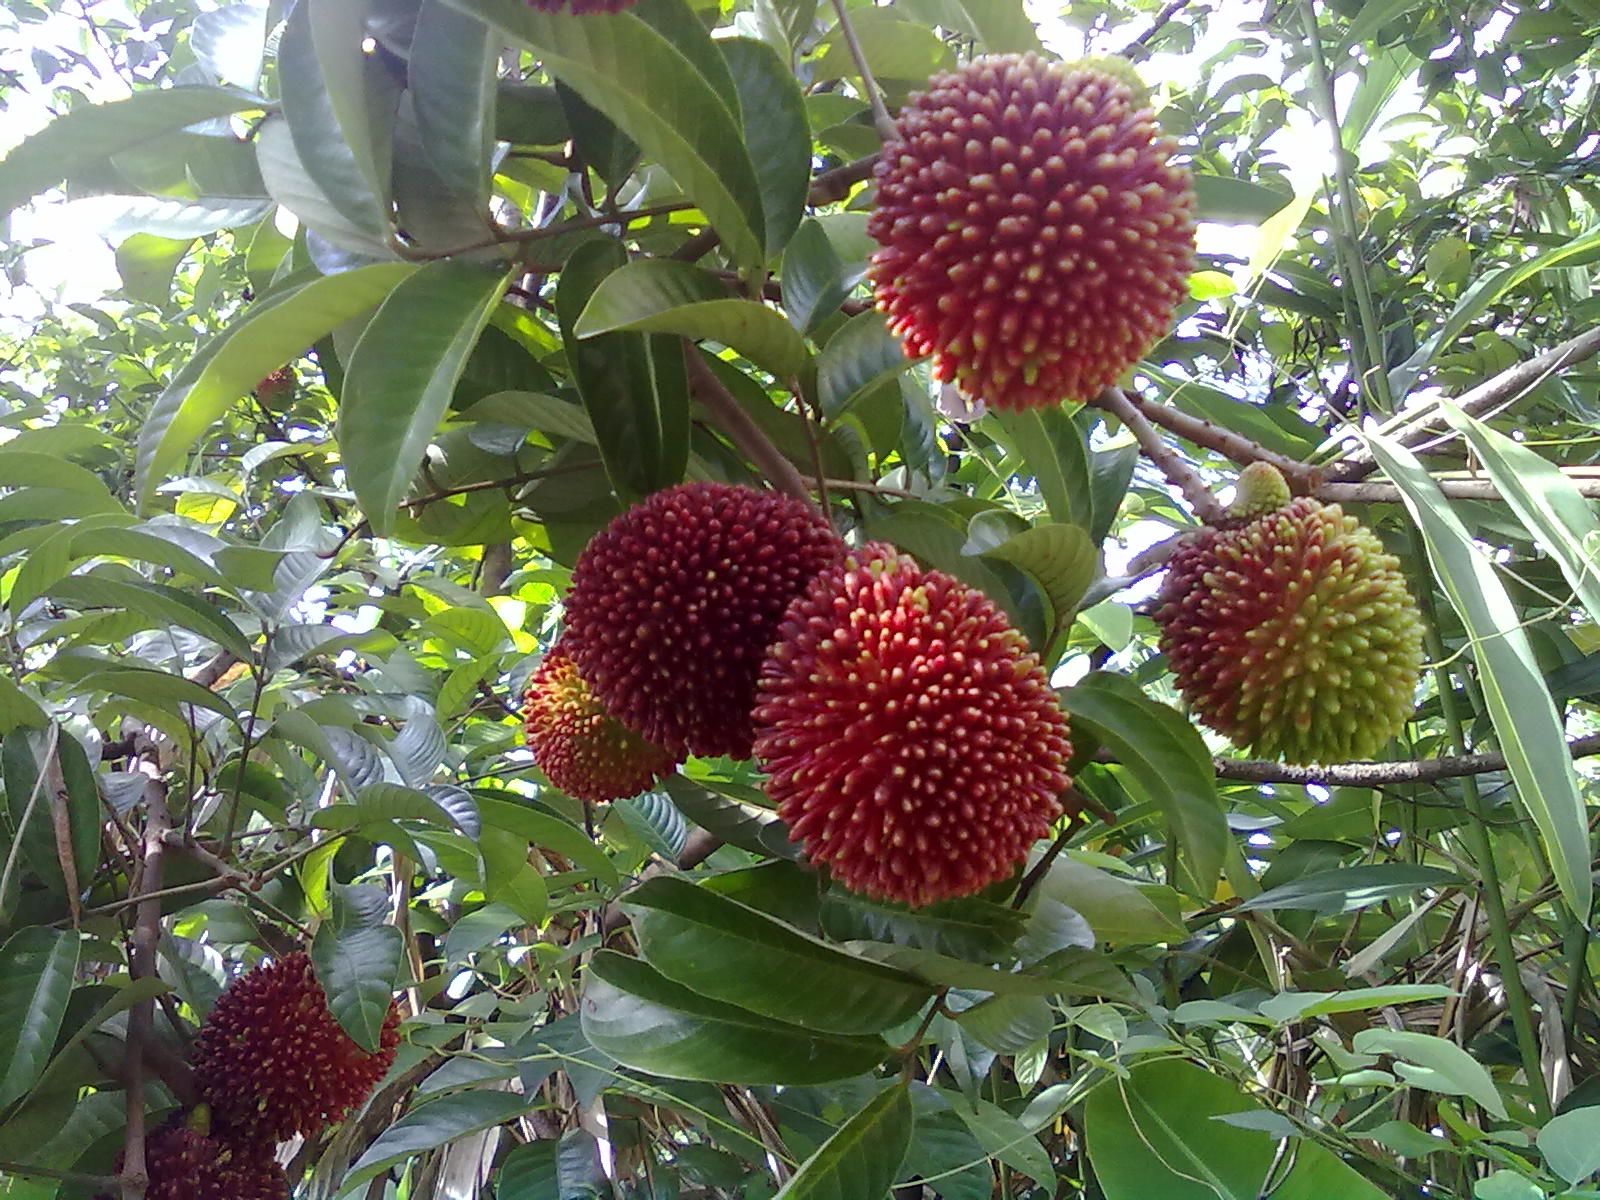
[817,310,916,419]
[1442,400,1600,627]
[0,928,79,1108]
[575,259,808,378]
[1366,431,1592,919]
[973,521,1097,644]
[1086,1058,1388,1200]
[1063,672,1227,898]
[339,261,511,533]
[993,408,1094,529]
[311,783,464,832]
[0,86,266,221]
[782,218,851,334]
[136,262,414,507]
[480,828,549,925]
[1234,864,1460,914]
[475,796,620,891]
[623,876,933,1034]
[453,0,767,269]
[945,1092,1056,1186]
[958,992,1052,1053]
[1353,1029,1507,1118]
[345,1091,533,1188]
[1190,173,1294,223]
[580,950,889,1084]
[47,575,252,660]
[815,7,952,81]
[255,116,390,254]
[498,1131,609,1199]
[409,0,497,210]
[311,922,402,1052]
[776,1084,913,1200]
[722,37,809,258]
[896,0,1042,51]
[78,666,239,724]
[115,233,193,304]
[1032,855,1186,946]
[557,241,689,498]
[1536,1107,1600,1185]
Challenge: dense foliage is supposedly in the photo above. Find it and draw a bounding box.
[1,0,1600,1197]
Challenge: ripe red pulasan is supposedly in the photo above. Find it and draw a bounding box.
[753,543,1072,907]
[1156,464,1425,764]
[869,52,1196,411]
[100,1124,287,1200]
[191,951,400,1141]
[565,482,844,760]
[524,642,679,802]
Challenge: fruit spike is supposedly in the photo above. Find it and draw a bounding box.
[524,642,679,802]
[1156,476,1425,764]
[753,543,1072,907]
[565,482,844,759]
[868,52,1196,412]
[191,951,400,1141]
[99,1123,287,1200]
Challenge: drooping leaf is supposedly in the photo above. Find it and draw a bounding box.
[409,0,497,210]
[345,1091,534,1188]
[773,1083,913,1200]
[0,928,79,1108]
[1352,1029,1508,1119]
[339,260,511,533]
[1366,431,1593,919]
[1233,864,1460,914]
[721,36,810,258]
[311,922,402,1053]
[622,876,934,1034]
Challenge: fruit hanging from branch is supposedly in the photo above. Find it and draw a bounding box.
[98,1119,287,1200]
[754,543,1072,907]
[564,482,844,760]
[1156,464,1425,764]
[524,642,679,803]
[869,52,1197,412]
[190,951,401,1141]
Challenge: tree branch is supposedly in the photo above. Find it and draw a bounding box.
[1092,387,1227,524]
[1208,732,1600,786]
[683,344,819,509]
[1330,324,1600,481]
[808,154,879,206]
[1112,387,1321,491]
[1317,476,1600,504]
[121,782,171,1200]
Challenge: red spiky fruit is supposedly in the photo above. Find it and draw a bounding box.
[254,367,294,409]
[566,482,844,759]
[527,0,636,11]
[524,642,679,802]
[192,951,400,1141]
[101,1125,286,1200]
[868,52,1196,411]
[753,543,1072,907]
[1156,467,1424,764]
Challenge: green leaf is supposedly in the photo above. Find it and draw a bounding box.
[408,0,496,210]
[1339,0,1427,50]
[775,1084,913,1200]
[1190,173,1294,223]
[1352,1029,1508,1119]
[576,259,808,379]
[311,783,465,832]
[958,992,1052,1053]
[0,928,79,1108]
[345,1091,533,1188]
[78,666,240,724]
[782,218,851,335]
[992,408,1094,529]
[557,241,689,498]
[1063,673,1227,898]
[1256,985,1453,1024]
[817,310,915,419]
[1086,1059,1388,1200]
[339,261,511,533]
[480,828,549,925]
[1536,1107,1600,1185]
[622,876,933,1034]
[1234,864,1460,914]
[1442,401,1600,628]
[896,0,1042,51]
[945,1092,1056,1186]
[192,3,269,89]
[973,522,1097,645]
[580,950,889,1084]
[311,922,401,1053]
[136,262,415,508]
[722,37,809,258]
[454,0,767,269]
[115,233,193,304]
[255,116,390,254]
[498,1131,609,1199]
[475,796,620,891]
[47,575,253,661]
[1033,856,1186,946]
[0,86,266,221]
[1366,431,1593,920]
[847,943,1109,997]
[815,7,952,81]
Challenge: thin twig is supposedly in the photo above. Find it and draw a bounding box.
[1209,732,1600,785]
[829,0,897,140]
[1122,0,1196,55]
[683,345,818,508]
[1093,387,1227,523]
[1116,387,1321,491]
[394,202,697,263]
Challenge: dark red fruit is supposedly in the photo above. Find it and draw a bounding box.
[191,952,400,1141]
[565,482,844,759]
[101,1124,286,1200]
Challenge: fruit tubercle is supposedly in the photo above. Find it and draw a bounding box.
[1227,462,1294,520]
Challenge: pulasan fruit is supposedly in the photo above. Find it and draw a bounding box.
[868,52,1196,412]
[524,641,679,802]
[564,482,844,759]
[100,1122,287,1200]
[1156,464,1424,764]
[753,543,1071,907]
[191,951,400,1141]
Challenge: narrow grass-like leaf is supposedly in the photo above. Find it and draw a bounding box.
[1366,430,1592,919]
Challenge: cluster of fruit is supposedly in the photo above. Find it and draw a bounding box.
[105,953,400,1199]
